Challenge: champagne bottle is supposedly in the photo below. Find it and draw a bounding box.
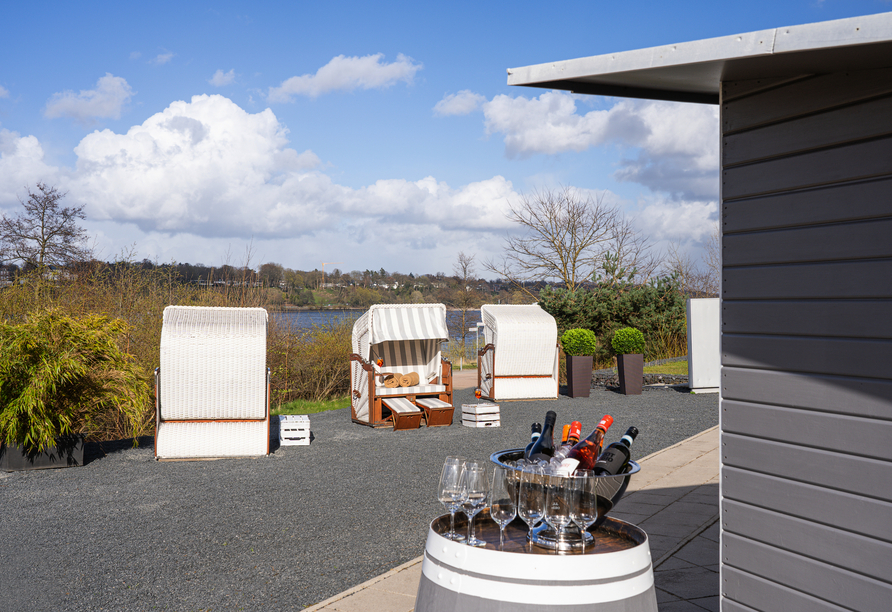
[594,427,639,475]
[527,411,557,462]
[550,421,583,463]
[523,423,542,459]
[560,424,570,446]
[559,415,614,474]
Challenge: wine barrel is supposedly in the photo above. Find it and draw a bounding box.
[415,512,657,612]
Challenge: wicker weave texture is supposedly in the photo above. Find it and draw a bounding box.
[155,421,268,458]
[481,305,557,376]
[479,348,494,397]
[160,306,268,420]
[493,377,559,400]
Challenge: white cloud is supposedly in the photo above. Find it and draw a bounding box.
[66,95,516,248]
[0,129,60,210]
[482,91,719,200]
[44,73,134,124]
[129,51,142,60]
[268,53,422,102]
[209,69,236,86]
[433,90,486,116]
[151,52,175,65]
[635,198,718,244]
[0,85,9,98]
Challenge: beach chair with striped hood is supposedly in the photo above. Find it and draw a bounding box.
[350,304,454,430]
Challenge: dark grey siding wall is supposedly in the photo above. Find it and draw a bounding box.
[720,67,892,611]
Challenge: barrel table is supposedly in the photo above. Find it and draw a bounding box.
[415,510,658,612]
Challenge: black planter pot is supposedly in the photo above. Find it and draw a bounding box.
[0,435,86,471]
[617,354,644,395]
[565,355,594,398]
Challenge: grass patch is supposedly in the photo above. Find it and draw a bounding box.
[272,395,351,416]
[643,360,688,375]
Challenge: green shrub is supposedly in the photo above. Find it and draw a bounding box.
[560,328,598,356]
[538,266,686,364]
[268,319,353,404]
[612,327,646,355]
[0,310,153,453]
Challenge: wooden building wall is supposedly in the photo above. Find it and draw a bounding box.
[720,66,892,611]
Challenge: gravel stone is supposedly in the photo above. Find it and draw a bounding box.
[0,386,717,611]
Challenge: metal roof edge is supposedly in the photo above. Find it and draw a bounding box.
[507,12,892,89]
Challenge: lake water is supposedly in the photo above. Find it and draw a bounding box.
[272,309,483,345]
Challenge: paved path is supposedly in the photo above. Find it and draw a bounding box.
[451,367,477,390]
[305,425,720,612]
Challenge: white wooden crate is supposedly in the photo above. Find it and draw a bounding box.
[461,403,500,428]
[462,418,501,428]
[278,415,310,445]
[461,403,500,416]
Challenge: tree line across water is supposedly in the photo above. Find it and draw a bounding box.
[0,182,713,450]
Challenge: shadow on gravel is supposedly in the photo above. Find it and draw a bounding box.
[85,435,154,464]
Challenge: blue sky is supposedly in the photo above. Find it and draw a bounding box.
[1,1,889,276]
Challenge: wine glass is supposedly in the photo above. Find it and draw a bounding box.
[437,456,467,541]
[461,461,489,547]
[489,465,517,550]
[544,474,573,552]
[570,470,599,553]
[517,464,545,551]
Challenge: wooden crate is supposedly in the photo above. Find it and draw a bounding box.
[461,403,500,428]
[279,415,310,445]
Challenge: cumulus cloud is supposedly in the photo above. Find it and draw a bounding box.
[0,129,60,209]
[635,198,718,244]
[482,91,719,201]
[433,90,486,116]
[66,95,515,245]
[44,73,134,124]
[151,51,175,65]
[209,69,236,86]
[268,53,422,102]
[0,85,9,98]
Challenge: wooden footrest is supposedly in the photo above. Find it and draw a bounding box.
[381,397,423,431]
[416,398,454,427]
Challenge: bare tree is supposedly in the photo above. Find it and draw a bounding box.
[665,232,719,297]
[485,186,653,296]
[0,183,90,273]
[450,252,482,367]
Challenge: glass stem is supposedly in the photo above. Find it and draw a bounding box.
[469,514,476,542]
[449,510,456,537]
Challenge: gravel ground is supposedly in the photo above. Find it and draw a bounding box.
[0,386,717,612]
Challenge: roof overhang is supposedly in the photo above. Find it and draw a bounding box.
[507,12,892,104]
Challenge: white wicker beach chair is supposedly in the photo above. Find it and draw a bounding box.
[477,304,559,400]
[154,306,270,459]
[350,304,454,429]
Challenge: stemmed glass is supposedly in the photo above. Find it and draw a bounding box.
[489,465,517,550]
[517,464,545,551]
[461,461,489,547]
[544,474,573,553]
[570,470,599,553]
[437,456,467,541]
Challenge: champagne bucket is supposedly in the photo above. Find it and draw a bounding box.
[490,449,640,551]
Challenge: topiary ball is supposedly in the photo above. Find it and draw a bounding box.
[612,327,645,355]
[560,328,598,357]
